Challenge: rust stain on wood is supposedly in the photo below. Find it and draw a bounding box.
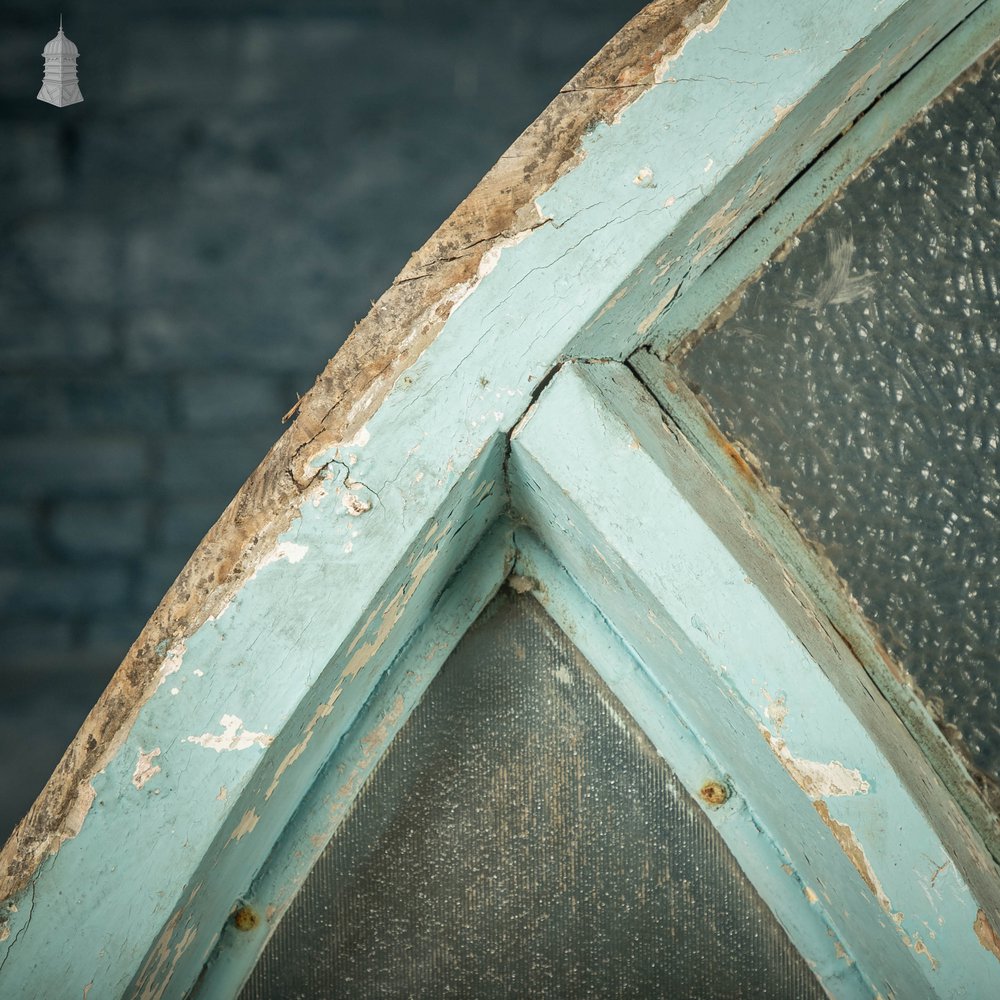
[232,905,259,933]
[703,412,759,483]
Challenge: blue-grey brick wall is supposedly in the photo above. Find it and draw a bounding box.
[0,2,641,839]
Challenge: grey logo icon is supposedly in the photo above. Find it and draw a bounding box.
[37,16,83,107]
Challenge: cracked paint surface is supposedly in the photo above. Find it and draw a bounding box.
[2,0,728,917]
[3,3,998,999]
[760,692,872,800]
[134,905,199,1000]
[653,0,729,82]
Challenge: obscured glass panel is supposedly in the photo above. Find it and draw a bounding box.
[242,590,822,999]
[682,51,1000,790]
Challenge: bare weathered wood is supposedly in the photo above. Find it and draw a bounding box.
[2,1,998,996]
[0,0,721,904]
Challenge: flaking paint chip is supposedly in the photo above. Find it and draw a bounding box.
[343,493,372,516]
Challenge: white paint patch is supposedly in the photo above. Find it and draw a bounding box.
[343,493,372,516]
[633,166,654,187]
[761,727,870,798]
[704,157,714,173]
[132,747,162,790]
[217,786,228,801]
[157,642,186,688]
[193,669,204,677]
[186,715,274,753]
[278,542,309,563]
[663,195,676,208]
[249,540,309,582]
[655,0,730,82]
[170,687,179,696]
[553,665,573,687]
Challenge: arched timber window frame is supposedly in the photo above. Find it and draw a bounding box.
[2,1,1000,997]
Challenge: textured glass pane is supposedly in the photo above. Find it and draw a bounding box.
[682,51,1000,791]
[242,590,822,999]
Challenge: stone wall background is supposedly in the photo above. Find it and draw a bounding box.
[0,0,640,840]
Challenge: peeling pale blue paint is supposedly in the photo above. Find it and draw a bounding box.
[559,0,986,358]
[1,1,995,996]
[509,360,1000,997]
[647,0,1000,356]
[513,530,873,998]
[197,522,514,997]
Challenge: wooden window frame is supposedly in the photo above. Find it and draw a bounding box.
[2,1,1000,996]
